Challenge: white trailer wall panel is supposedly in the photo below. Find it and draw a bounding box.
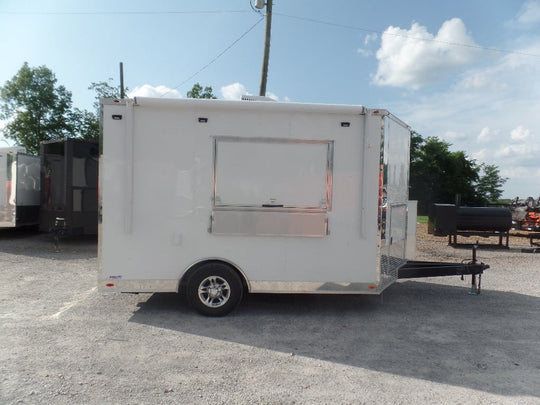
[100,98,409,295]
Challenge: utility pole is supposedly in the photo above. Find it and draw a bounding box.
[257,0,272,97]
[119,62,125,99]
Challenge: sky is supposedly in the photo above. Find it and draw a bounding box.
[0,0,539,199]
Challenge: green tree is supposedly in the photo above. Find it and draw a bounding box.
[187,83,217,99]
[88,79,123,110]
[475,163,507,204]
[70,108,100,142]
[409,135,485,213]
[0,62,75,154]
[79,79,125,142]
[445,149,480,205]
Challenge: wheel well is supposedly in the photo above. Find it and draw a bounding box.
[178,259,248,295]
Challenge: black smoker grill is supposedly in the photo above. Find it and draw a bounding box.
[428,204,512,247]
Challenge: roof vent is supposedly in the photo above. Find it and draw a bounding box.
[241,95,276,102]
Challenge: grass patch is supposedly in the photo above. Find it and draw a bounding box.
[417,215,428,224]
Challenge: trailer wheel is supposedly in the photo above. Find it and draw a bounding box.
[186,262,243,317]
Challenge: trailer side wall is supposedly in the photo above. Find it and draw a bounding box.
[100,99,389,294]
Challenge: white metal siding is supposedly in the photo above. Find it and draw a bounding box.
[100,99,390,293]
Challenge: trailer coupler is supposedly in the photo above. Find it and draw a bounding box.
[398,246,489,294]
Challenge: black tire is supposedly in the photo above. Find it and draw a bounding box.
[186,262,243,317]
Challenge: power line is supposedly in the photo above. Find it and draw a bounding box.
[160,17,265,97]
[0,10,251,15]
[275,12,540,59]
[5,8,537,58]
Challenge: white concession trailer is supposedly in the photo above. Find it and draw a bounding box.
[99,97,486,316]
[0,147,40,228]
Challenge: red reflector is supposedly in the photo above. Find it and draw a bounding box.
[106,283,115,287]
[368,285,377,290]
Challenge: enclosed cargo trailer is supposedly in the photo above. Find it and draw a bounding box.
[40,138,99,236]
[99,98,487,316]
[0,147,40,228]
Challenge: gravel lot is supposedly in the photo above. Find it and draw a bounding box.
[1,225,539,404]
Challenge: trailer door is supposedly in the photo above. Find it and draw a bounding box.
[379,114,410,286]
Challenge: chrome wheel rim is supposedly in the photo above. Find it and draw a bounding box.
[198,276,231,308]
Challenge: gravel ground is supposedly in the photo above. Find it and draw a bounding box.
[1,225,539,404]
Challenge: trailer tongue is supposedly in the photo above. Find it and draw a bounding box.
[398,246,489,294]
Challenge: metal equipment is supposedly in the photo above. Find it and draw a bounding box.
[428,204,512,247]
[0,147,40,228]
[510,196,540,231]
[40,138,99,236]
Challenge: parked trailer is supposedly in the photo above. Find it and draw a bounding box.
[0,147,40,228]
[40,138,99,236]
[99,97,487,316]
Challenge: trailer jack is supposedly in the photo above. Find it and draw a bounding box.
[468,273,482,295]
[50,217,68,251]
[467,245,482,295]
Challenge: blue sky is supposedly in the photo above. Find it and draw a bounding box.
[1,0,539,198]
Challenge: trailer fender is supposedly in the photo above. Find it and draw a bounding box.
[179,258,250,296]
[179,259,249,316]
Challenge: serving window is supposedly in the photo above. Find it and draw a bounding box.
[213,137,333,209]
[211,137,334,237]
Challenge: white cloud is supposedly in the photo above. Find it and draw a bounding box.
[373,18,480,89]
[364,33,378,45]
[510,125,531,142]
[471,149,487,161]
[444,131,467,141]
[221,82,249,100]
[127,84,182,98]
[357,48,373,57]
[494,142,540,167]
[391,36,540,197]
[515,0,540,27]
[494,126,538,167]
[501,166,540,182]
[358,33,378,56]
[460,73,508,91]
[266,92,279,101]
[477,127,491,142]
[220,83,284,102]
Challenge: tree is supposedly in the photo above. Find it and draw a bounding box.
[0,62,75,154]
[409,136,474,213]
[78,79,125,142]
[475,163,507,204]
[70,108,100,142]
[442,149,480,206]
[187,83,217,99]
[409,134,504,214]
[0,64,120,149]
[88,79,123,110]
